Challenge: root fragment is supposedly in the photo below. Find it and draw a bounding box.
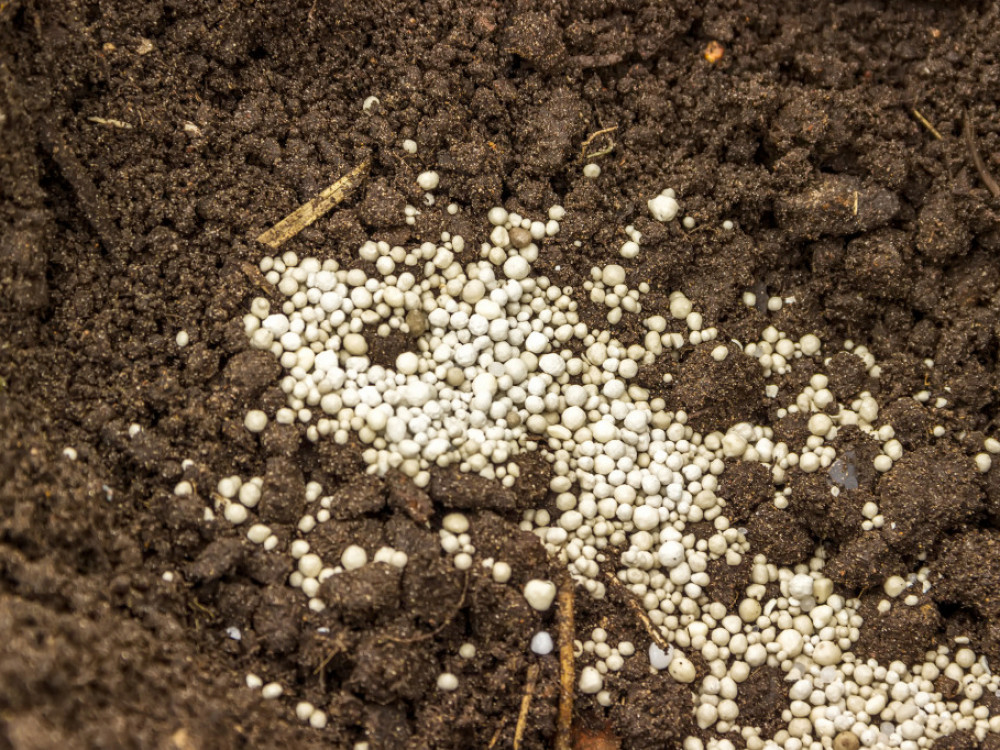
[513,662,541,750]
[256,160,369,249]
[555,575,576,750]
[963,110,1000,199]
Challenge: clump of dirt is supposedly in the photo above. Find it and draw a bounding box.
[716,460,771,524]
[879,446,983,554]
[932,530,1000,621]
[853,591,944,667]
[666,345,767,433]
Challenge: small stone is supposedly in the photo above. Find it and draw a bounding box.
[436,672,459,691]
[509,227,532,249]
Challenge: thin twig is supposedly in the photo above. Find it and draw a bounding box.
[581,125,618,149]
[605,571,670,651]
[487,718,507,749]
[911,108,943,140]
[256,160,369,249]
[555,575,575,750]
[963,110,1000,199]
[513,662,541,750]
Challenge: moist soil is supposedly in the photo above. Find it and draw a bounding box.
[2,1,1000,748]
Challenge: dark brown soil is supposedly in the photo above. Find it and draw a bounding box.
[3,0,1000,748]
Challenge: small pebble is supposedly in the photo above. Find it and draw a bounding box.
[341,545,367,571]
[309,710,328,729]
[649,643,673,670]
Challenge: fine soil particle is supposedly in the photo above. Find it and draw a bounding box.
[824,351,873,403]
[789,472,868,545]
[385,470,435,524]
[321,563,402,625]
[428,465,519,513]
[328,474,387,521]
[775,174,901,240]
[879,397,936,451]
[3,0,1000,747]
[744,503,814,567]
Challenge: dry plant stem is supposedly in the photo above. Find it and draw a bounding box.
[555,576,576,750]
[86,115,133,129]
[256,160,370,248]
[964,110,1000,199]
[605,571,671,651]
[241,262,280,298]
[513,662,541,750]
[911,108,943,140]
[487,719,507,749]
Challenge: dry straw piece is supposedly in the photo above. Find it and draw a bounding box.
[256,160,370,249]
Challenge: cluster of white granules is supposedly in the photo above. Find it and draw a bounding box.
[174,184,1000,750]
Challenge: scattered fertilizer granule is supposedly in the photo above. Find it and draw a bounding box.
[199,186,1000,749]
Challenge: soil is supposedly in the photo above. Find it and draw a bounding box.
[2,0,1000,748]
